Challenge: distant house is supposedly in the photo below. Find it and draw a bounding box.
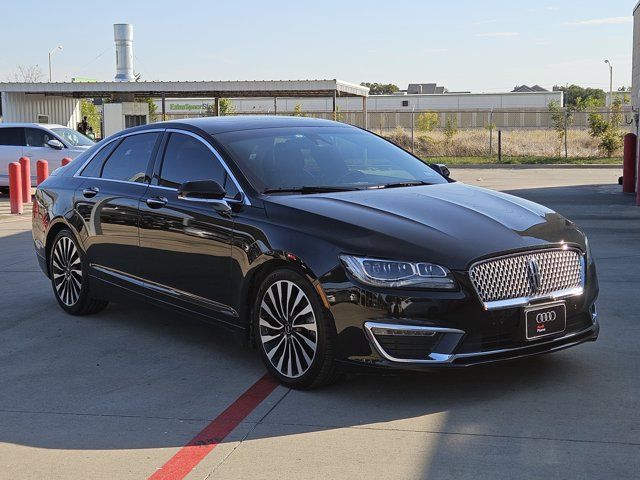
[406,83,448,94]
[512,84,549,93]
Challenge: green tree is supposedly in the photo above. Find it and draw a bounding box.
[219,98,236,116]
[293,103,306,117]
[587,112,608,138]
[206,98,236,116]
[582,97,607,138]
[599,97,624,157]
[548,100,578,157]
[360,82,400,95]
[443,114,458,140]
[584,96,624,157]
[416,112,438,132]
[80,99,101,137]
[599,129,622,157]
[332,105,345,122]
[552,84,605,107]
[143,97,158,122]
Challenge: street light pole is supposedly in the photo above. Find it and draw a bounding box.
[605,59,613,119]
[48,45,63,82]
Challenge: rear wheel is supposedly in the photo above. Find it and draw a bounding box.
[49,229,108,315]
[254,269,339,389]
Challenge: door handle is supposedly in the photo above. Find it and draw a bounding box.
[146,196,168,209]
[82,187,99,198]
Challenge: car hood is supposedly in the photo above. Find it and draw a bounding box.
[264,182,585,270]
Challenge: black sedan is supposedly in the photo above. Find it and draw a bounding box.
[32,116,599,388]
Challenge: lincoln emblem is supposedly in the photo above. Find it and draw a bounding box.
[527,258,541,294]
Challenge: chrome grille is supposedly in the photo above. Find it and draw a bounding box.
[469,248,584,306]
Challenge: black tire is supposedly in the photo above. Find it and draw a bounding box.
[49,229,108,315]
[254,268,340,389]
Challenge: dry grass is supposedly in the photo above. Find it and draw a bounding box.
[383,128,621,159]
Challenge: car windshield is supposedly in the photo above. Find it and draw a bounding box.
[51,127,95,147]
[215,126,447,193]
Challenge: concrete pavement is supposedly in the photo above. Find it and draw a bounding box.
[0,168,638,479]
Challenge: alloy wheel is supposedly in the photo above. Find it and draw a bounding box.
[259,280,318,378]
[51,236,83,307]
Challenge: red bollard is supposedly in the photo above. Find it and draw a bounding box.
[623,133,636,193]
[36,159,49,185]
[61,157,72,167]
[18,156,31,204]
[8,162,23,214]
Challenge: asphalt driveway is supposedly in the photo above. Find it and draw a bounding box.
[0,167,637,479]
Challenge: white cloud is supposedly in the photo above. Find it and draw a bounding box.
[476,32,519,37]
[527,6,559,12]
[472,18,513,26]
[564,16,631,26]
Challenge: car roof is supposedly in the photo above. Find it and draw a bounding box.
[0,123,67,129]
[141,116,354,135]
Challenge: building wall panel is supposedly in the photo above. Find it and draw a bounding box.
[1,93,80,127]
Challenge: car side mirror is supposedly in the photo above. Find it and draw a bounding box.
[434,163,451,178]
[47,139,64,150]
[177,180,231,214]
[178,180,226,200]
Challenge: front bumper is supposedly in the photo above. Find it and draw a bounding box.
[364,317,598,368]
[321,260,599,370]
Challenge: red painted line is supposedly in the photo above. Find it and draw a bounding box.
[148,373,278,480]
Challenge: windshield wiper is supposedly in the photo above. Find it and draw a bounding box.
[370,180,433,189]
[262,186,361,194]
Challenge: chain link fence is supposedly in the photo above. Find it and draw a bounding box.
[154,107,633,160]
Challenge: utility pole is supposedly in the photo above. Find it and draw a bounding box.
[48,45,63,82]
[605,59,613,120]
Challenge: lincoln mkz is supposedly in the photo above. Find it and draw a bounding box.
[32,117,599,388]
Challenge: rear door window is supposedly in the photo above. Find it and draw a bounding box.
[79,140,120,178]
[0,128,25,146]
[100,133,160,183]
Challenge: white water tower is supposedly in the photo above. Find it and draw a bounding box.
[114,24,135,82]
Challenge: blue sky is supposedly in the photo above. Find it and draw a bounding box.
[0,0,634,92]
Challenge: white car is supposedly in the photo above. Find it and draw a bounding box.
[0,123,94,190]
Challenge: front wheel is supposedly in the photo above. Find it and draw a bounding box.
[49,229,108,315]
[254,269,339,389]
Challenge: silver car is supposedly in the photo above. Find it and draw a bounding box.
[0,123,94,190]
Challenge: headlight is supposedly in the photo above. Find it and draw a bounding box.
[340,255,457,289]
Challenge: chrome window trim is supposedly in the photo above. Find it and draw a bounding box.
[364,321,465,364]
[73,128,166,185]
[468,247,586,311]
[161,128,250,206]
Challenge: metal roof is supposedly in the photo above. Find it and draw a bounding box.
[0,79,369,98]
[136,116,350,135]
